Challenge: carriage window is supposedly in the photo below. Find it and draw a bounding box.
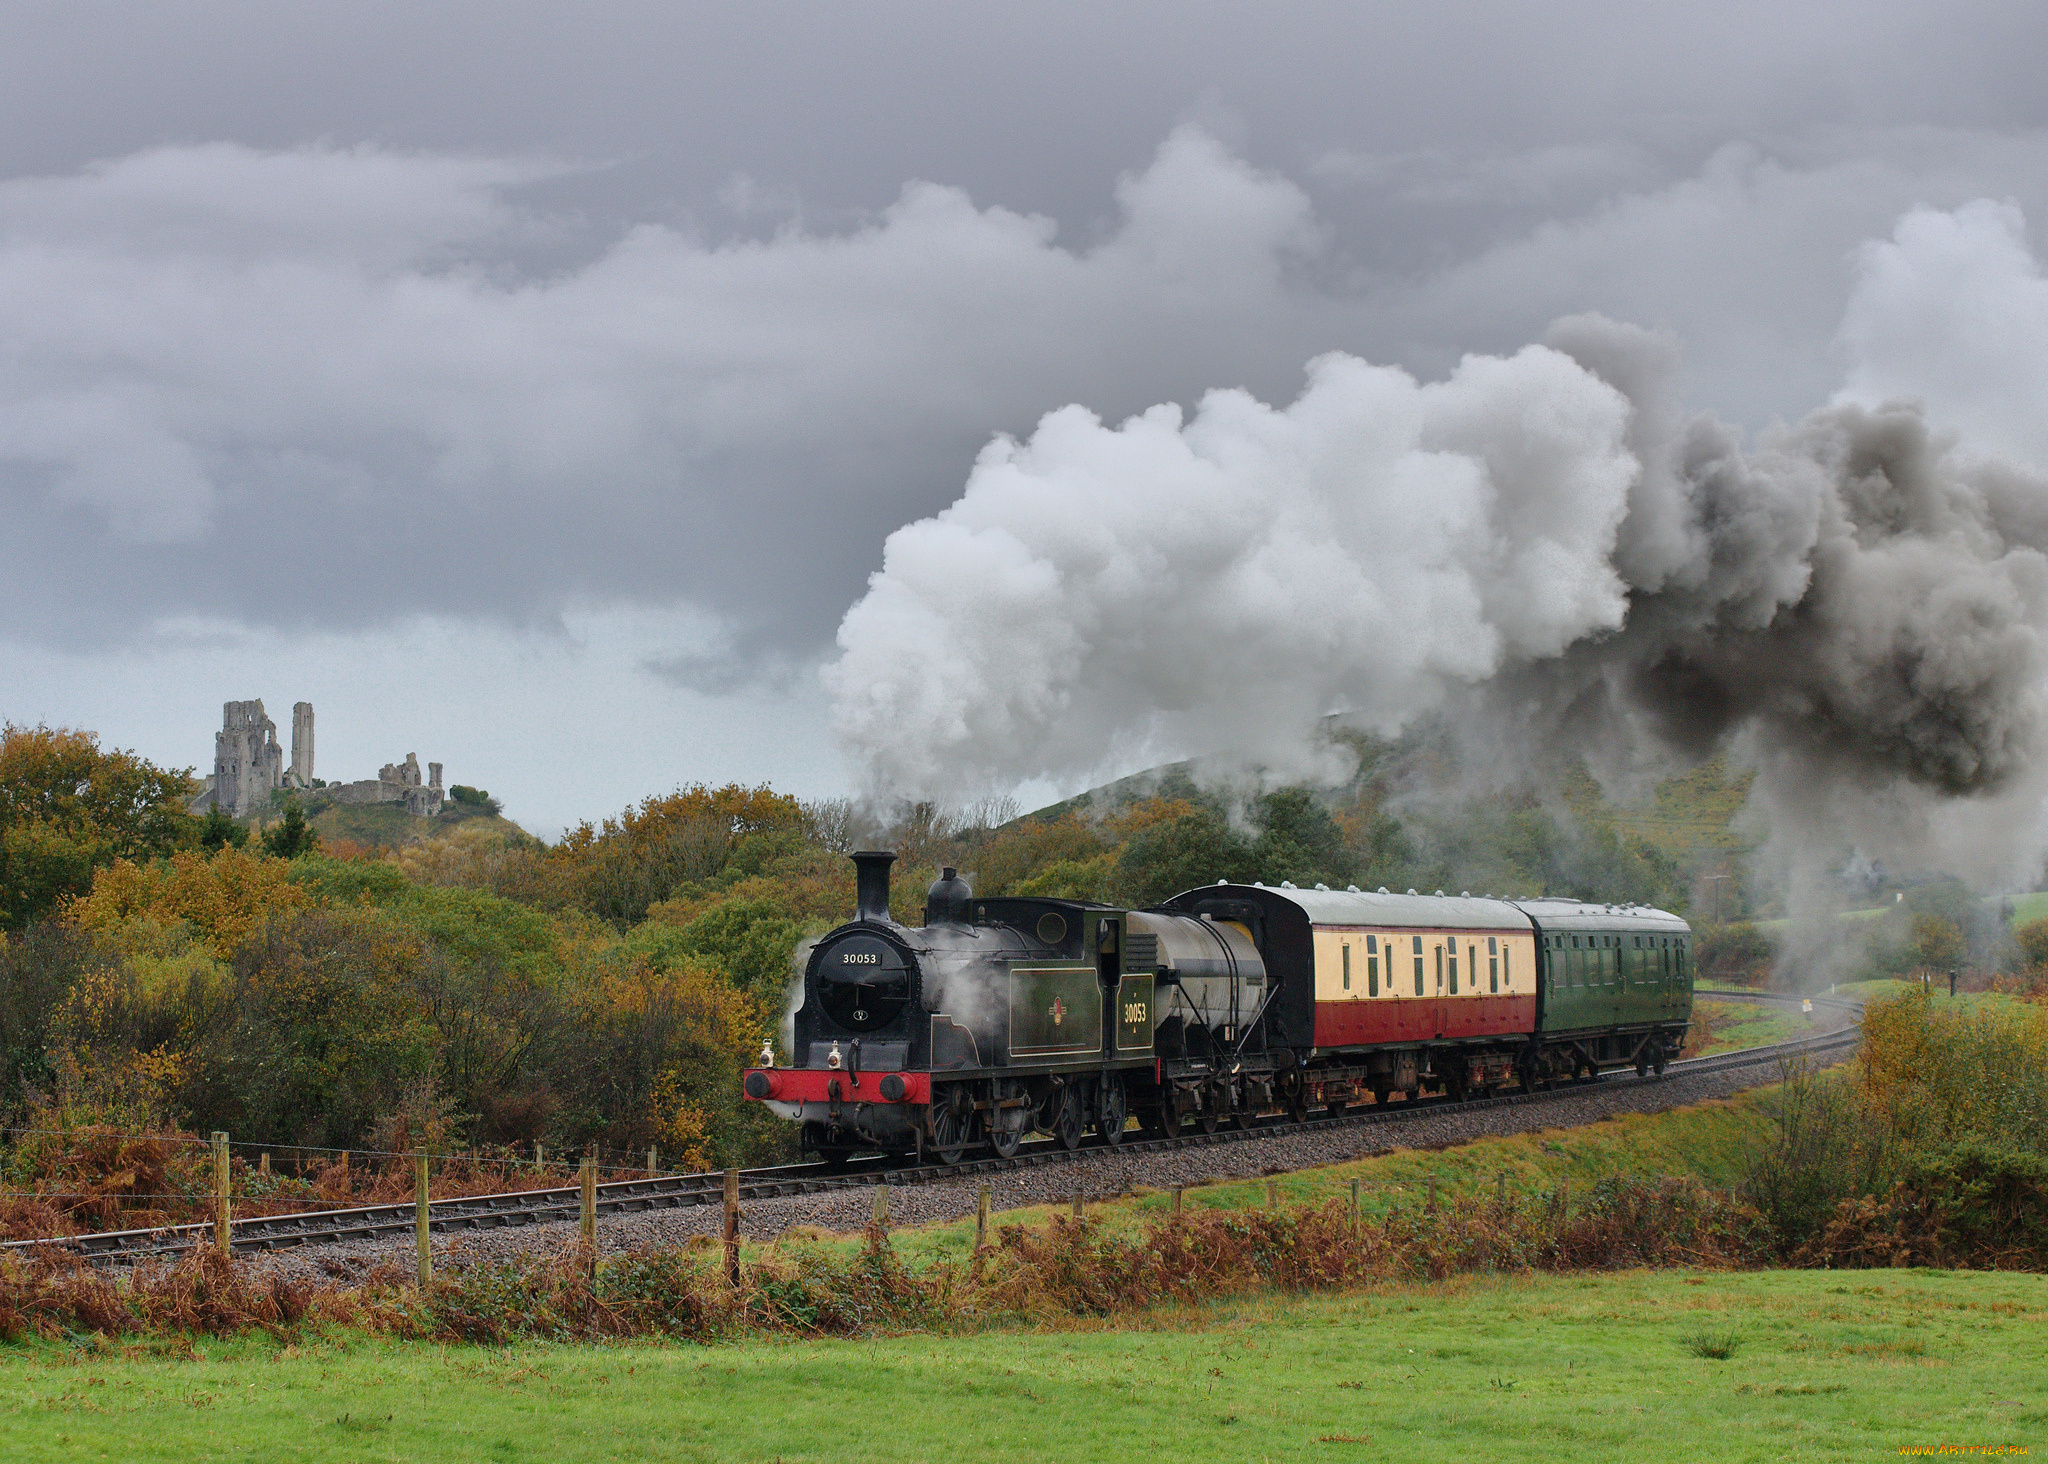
[1448,945,1458,995]
[1490,949,1499,993]
[1413,935,1424,995]
[1503,945,1511,990]
[1368,949,1379,997]
[1342,943,1351,991]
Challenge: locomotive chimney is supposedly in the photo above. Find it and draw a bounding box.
[852,850,897,924]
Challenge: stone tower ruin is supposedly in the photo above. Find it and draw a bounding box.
[209,700,286,818]
[290,702,314,788]
[193,697,446,819]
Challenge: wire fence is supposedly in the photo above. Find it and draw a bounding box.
[1,1124,681,1180]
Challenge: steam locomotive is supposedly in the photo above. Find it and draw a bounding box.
[739,851,1692,1161]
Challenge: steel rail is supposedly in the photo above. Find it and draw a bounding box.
[12,994,1861,1262]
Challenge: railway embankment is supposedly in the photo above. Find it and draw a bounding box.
[240,1022,1839,1284]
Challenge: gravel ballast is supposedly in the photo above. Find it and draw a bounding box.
[236,1044,1825,1287]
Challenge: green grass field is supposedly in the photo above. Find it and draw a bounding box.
[1693,996,1814,1055]
[4,1268,2039,1462]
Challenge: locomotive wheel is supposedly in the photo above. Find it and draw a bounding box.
[1652,1054,1668,1078]
[1095,1078,1129,1147]
[1150,1101,1183,1140]
[1635,1057,1650,1079]
[1197,1105,1221,1135]
[1049,1086,1087,1151]
[930,1102,972,1166]
[989,1124,1021,1159]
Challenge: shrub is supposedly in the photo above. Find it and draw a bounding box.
[1695,923,1774,985]
[1801,1144,2048,1270]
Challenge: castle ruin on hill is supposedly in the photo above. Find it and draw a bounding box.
[191,700,443,819]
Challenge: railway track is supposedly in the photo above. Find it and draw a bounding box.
[13,990,1858,1262]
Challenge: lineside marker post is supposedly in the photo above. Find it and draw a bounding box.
[415,1154,431,1290]
[975,1184,990,1251]
[1072,1192,1083,1220]
[723,1169,740,1289]
[212,1132,230,1253]
[648,1147,657,1176]
[872,1185,888,1231]
[535,1142,544,1173]
[1171,1185,1183,1221]
[579,1155,596,1277]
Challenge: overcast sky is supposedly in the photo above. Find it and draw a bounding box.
[5,1,2047,833]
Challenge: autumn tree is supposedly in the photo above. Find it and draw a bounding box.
[0,725,199,929]
[558,783,806,925]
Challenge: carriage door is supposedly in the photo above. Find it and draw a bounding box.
[1433,940,1447,1038]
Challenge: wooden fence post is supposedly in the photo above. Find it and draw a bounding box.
[975,1184,990,1251]
[212,1132,230,1253]
[723,1169,740,1289]
[579,1155,597,1276]
[535,1142,544,1173]
[1071,1192,1083,1220]
[258,1152,269,1176]
[648,1147,658,1177]
[1171,1185,1183,1222]
[871,1185,889,1231]
[415,1153,432,1290]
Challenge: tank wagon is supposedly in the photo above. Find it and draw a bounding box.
[740,851,1691,1160]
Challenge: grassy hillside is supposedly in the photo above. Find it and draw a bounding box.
[249,798,528,851]
[1559,756,1755,865]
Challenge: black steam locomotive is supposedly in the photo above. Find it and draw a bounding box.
[740,850,1692,1161]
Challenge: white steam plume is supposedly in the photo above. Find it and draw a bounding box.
[827,345,1639,792]
[827,201,2048,887]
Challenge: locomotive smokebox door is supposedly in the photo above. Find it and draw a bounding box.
[819,932,911,1033]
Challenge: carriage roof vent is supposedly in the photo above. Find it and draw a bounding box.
[1460,891,1470,897]
[1378,886,1389,894]
[1315,883,1328,890]
[1281,880,1296,888]
[1347,884,1360,892]
[1215,878,1227,885]
[1406,888,1417,895]
[1434,889,1445,897]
